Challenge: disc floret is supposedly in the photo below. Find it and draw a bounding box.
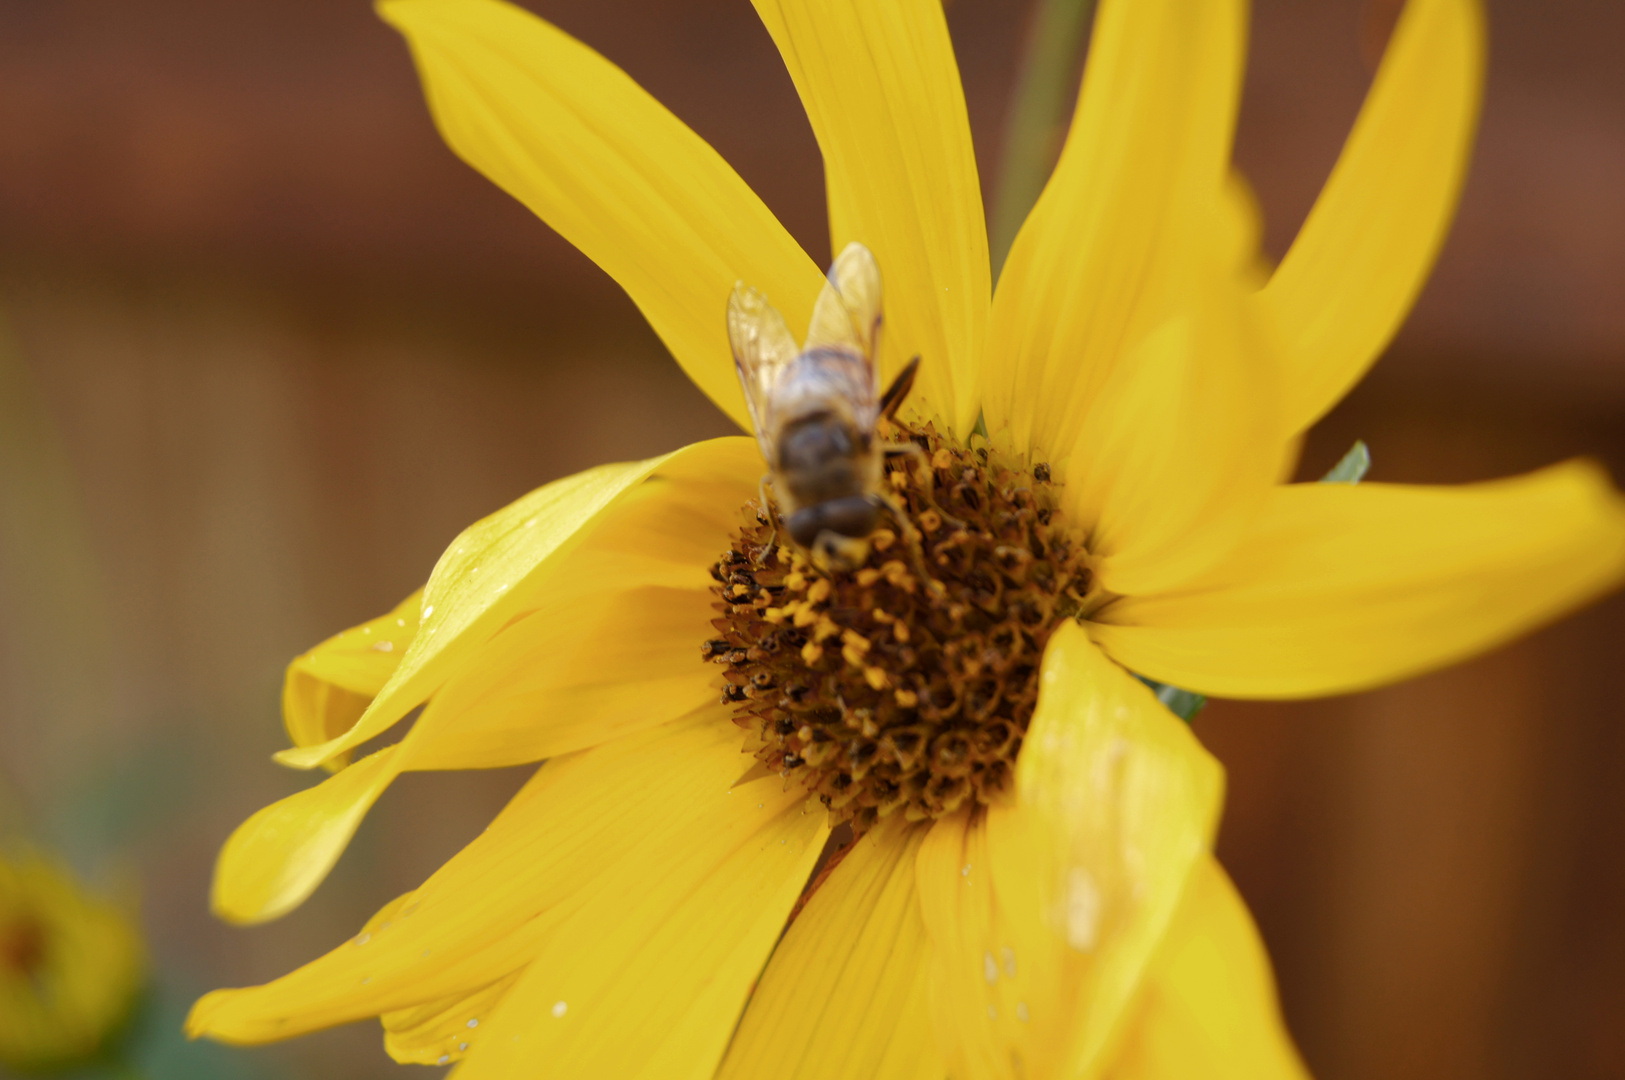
[706,422,1091,832]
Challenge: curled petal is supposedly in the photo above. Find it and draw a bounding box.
[282,590,420,771]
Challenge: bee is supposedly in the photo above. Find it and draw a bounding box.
[728,241,922,569]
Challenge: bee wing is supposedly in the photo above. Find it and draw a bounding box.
[801,242,884,425]
[728,283,801,458]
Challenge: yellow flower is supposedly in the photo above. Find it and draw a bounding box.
[187,0,1625,1077]
[1,852,146,1073]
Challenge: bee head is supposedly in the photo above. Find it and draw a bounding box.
[787,496,881,550]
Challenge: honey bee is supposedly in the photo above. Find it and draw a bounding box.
[728,241,921,569]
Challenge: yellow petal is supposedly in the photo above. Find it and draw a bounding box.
[215,442,760,923]
[1259,0,1485,434]
[717,818,941,1080]
[984,0,1247,462]
[1092,461,1625,698]
[379,0,822,429]
[276,438,754,771]
[191,710,826,1061]
[1061,262,1284,596]
[381,970,523,1066]
[445,733,827,1079]
[1105,858,1309,1080]
[410,585,717,769]
[211,745,404,925]
[398,441,762,768]
[196,776,558,1040]
[752,0,988,436]
[916,623,1224,1079]
[282,590,421,770]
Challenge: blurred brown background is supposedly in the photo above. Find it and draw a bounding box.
[0,0,1620,1077]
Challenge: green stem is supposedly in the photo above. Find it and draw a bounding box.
[988,0,1097,280]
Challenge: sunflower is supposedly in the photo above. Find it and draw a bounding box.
[187,0,1625,1076]
[1,851,146,1073]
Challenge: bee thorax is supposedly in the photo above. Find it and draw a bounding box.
[776,412,875,510]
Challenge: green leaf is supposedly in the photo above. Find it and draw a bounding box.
[1320,439,1371,484]
[1136,676,1207,723]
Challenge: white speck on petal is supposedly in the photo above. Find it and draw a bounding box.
[423,605,435,618]
[986,1004,998,1020]
[551,1001,568,1018]
[353,933,370,946]
[369,640,393,653]
[983,951,998,984]
[1016,1001,1030,1023]
[438,1055,449,1065]
[961,863,972,878]
[466,1019,478,1029]
[396,618,406,627]
[458,1042,468,1052]
[1064,867,1102,951]
[1002,946,1017,978]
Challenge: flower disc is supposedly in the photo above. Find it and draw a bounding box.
[706,422,1090,831]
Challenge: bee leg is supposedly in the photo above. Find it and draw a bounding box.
[878,355,921,423]
[881,441,966,531]
[757,473,783,556]
[870,491,931,579]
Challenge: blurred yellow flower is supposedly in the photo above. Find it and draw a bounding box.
[187,0,1625,1077]
[1,852,145,1074]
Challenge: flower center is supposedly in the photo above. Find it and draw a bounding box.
[705,420,1090,832]
[0,915,45,979]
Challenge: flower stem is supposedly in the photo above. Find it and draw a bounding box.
[989,0,1097,280]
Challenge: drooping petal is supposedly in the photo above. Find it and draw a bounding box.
[1105,858,1309,1080]
[190,709,828,1060]
[275,437,755,771]
[717,819,941,1080]
[752,0,988,436]
[211,745,404,925]
[916,624,1225,1079]
[214,442,762,924]
[379,0,822,429]
[983,0,1248,462]
[1092,461,1625,698]
[1260,0,1485,434]
[282,590,420,770]
[1061,259,1284,597]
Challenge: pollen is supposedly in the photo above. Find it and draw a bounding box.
[705,421,1090,831]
